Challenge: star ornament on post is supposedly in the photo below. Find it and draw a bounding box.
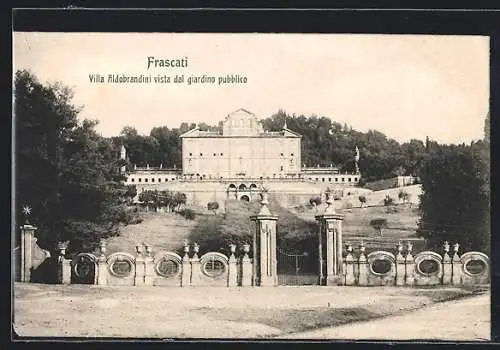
[22,205,32,224]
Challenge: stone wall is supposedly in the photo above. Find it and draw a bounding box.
[363,176,417,191]
[129,179,363,212]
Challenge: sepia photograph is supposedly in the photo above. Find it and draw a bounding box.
[12,29,491,341]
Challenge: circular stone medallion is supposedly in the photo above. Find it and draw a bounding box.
[110,259,132,277]
[370,258,392,275]
[465,259,486,275]
[156,258,179,278]
[418,259,440,276]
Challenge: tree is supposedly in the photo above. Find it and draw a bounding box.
[358,195,367,207]
[207,201,219,215]
[383,195,394,206]
[370,218,388,236]
[417,141,490,254]
[309,196,322,211]
[398,190,410,204]
[15,70,139,255]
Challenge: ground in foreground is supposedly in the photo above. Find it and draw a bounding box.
[13,283,489,340]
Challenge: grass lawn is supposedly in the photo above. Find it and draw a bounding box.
[102,211,197,255]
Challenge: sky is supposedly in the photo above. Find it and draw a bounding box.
[13,33,489,144]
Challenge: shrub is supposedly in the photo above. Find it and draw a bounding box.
[383,195,395,206]
[179,208,196,220]
[309,196,322,207]
[358,195,367,207]
[207,201,219,215]
[398,190,411,204]
[369,218,388,236]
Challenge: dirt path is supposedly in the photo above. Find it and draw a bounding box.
[279,292,490,341]
[13,283,489,340]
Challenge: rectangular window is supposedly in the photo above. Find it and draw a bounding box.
[131,178,135,182]
[145,178,148,183]
[138,178,142,182]
[328,178,331,182]
[165,178,168,182]
[280,153,284,156]
[189,152,192,156]
[158,178,161,182]
[335,178,338,182]
[280,166,284,171]
[342,178,345,182]
[348,178,352,182]
[291,153,294,156]
[220,153,223,156]
[213,153,216,156]
[200,153,203,156]
[322,178,325,182]
[354,177,358,182]
[151,178,155,182]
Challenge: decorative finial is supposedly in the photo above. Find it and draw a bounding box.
[183,241,190,260]
[136,243,144,255]
[22,205,32,224]
[144,243,152,257]
[359,241,365,254]
[57,241,69,257]
[193,242,200,257]
[443,241,450,253]
[258,191,272,216]
[229,244,236,255]
[323,192,336,215]
[397,241,403,253]
[346,243,353,253]
[243,243,250,255]
[407,241,413,253]
[99,240,107,257]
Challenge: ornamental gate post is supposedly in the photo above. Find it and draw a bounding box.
[96,240,108,285]
[20,224,37,282]
[250,192,278,287]
[315,192,345,286]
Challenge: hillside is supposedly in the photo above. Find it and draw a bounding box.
[103,185,426,257]
[340,184,422,208]
[100,212,197,256]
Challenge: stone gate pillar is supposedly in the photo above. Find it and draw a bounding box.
[250,192,278,286]
[315,192,345,286]
[20,224,37,282]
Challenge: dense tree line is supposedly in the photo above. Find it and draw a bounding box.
[15,70,139,256]
[117,110,428,182]
[137,190,187,212]
[416,137,490,254]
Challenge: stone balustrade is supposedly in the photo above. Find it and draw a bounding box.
[342,241,489,286]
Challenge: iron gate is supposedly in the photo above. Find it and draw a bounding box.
[277,248,319,285]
